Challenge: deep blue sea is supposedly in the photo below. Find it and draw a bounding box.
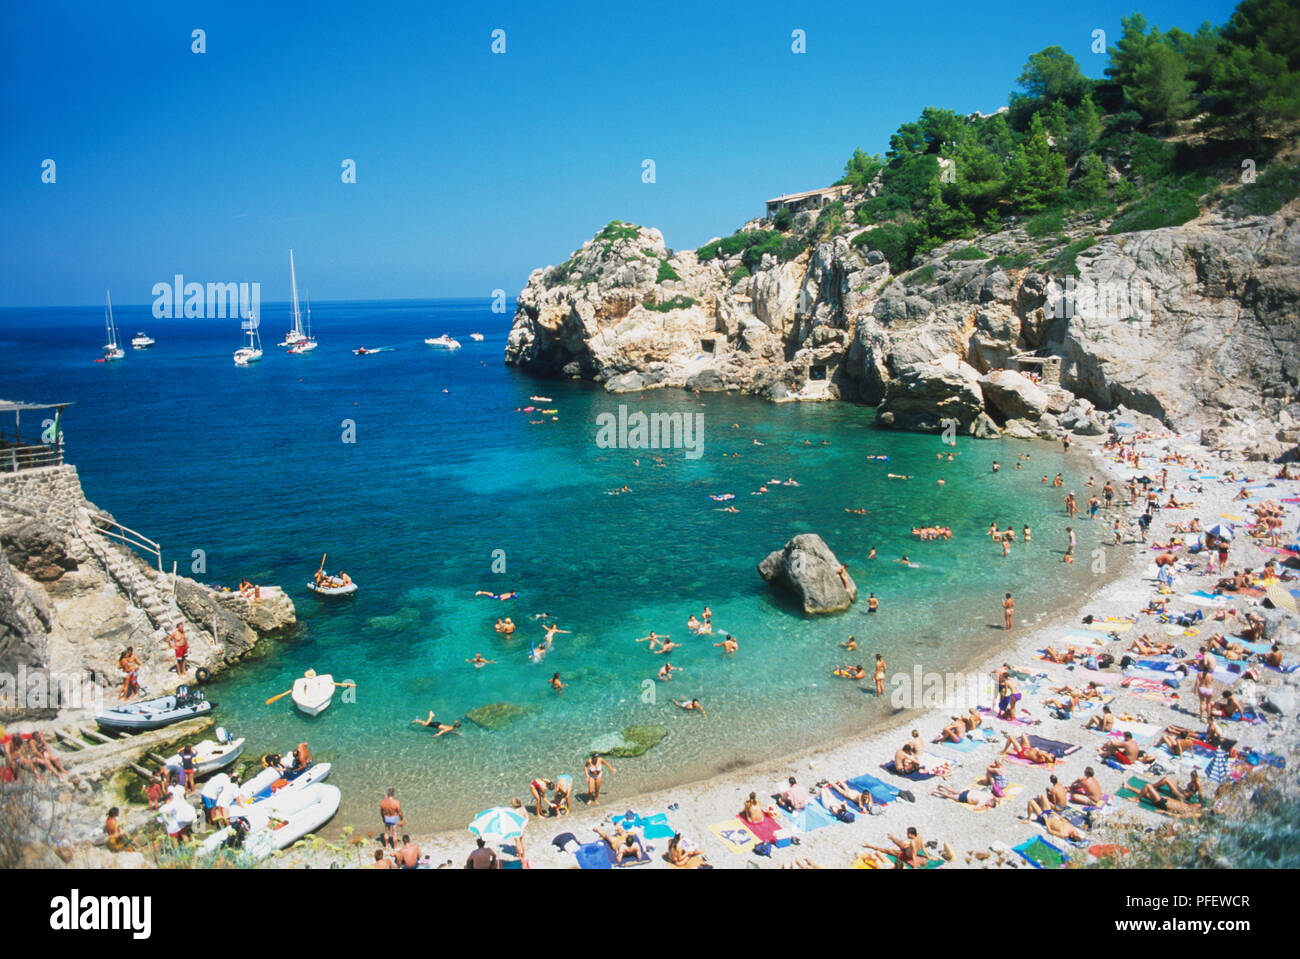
[0,298,1109,829]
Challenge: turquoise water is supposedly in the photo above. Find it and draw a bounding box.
[1,299,1109,830]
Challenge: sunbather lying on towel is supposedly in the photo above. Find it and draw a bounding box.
[931,783,998,809]
[1128,634,1176,655]
[1002,732,1056,765]
[1040,811,1086,842]
[592,825,645,863]
[820,779,872,813]
[1137,792,1202,817]
[1099,731,1154,765]
[1043,645,1087,664]
[1145,770,1202,805]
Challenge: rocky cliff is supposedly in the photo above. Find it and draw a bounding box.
[0,465,295,725]
[505,201,1300,460]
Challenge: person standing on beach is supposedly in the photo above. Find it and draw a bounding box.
[584,752,616,806]
[1066,527,1076,557]
[1003,593,1014,630]
[165,623,189,677]
[873,654,886,695]
[1065,492,1078,518]
[380,787,402,849]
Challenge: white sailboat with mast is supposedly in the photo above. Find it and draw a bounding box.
[280,249,315,350]
[288,284,318,354]
[234,307,263,365]
[101,290,125,361]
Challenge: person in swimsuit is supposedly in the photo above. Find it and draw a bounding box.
[1085,705,1115,732]
[1022,774,1069,820]
[117,647,141,700]
[553,774,574,815]
[868,594,879,614]
[550,672,566,691]
[1069,767,1104,806]
[873,654,886,695]
[932,783,998,809]
[1143,770,1202,805]
[466,653,496,667]
[165,623,189,677]
[714,636,738,654]
[673,698,707,717]
[1003,593,1014,630]
[529,777,556,817]
[1001,732,1055,766]
[397,835,421,869]
[584,753,616,805]
[893,744,921,775]
[742,792,766,824]
[592,825,645,863]
[379,788,402,849]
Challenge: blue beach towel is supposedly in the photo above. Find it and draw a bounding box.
[846,772,902,804]
[574,842,613,869]
[791,800,840,832]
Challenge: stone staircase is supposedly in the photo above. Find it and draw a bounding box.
[72,508,178,632]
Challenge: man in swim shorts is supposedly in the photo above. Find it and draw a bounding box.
[380,787,402,849]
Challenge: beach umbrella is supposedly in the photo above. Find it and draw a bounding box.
[1206,523,1234,541]
[468,806,528,843]
[1206,747,1230,785]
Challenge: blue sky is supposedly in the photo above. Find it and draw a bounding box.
[0,0,1237,307]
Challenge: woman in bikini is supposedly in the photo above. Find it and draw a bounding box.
[1195,660,1215,721]
[741,792,766,824]
[873,654,886,696]
[584,753,616,805]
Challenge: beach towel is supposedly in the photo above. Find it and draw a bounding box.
[957,780,1023,809]
[613,812,676,841]
[1084,620,1134,633]
[1061,631,1110,647]
[845,772,903,804]
[885,851,944,869]
[1013,835,1069,869]
[791,800,839,833]
[707,821,757,855]
[1088,843,1129,861]
[744,812,783,843]
[1028,734,1080,757]
[574,841,614,869]
[939,734,987,753]
[1116,776,1204,816]
[884,752,952,780]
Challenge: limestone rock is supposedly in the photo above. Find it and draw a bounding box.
[979,370,1049,421]
[758,533,856,614]
[876,353,985,432]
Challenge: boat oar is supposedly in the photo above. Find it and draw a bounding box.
[265,689,294,705]
[333,682,356,689]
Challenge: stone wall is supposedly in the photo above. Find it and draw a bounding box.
[0,465,85,532]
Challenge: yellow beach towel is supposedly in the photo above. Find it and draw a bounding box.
[708,820,757,855]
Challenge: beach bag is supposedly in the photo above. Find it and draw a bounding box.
[753,842,773,857]
[835,809,856,823]
[1098,654,1115,668]
[990,782,1005,798]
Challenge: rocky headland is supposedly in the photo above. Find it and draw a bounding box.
[505,187,1300,462]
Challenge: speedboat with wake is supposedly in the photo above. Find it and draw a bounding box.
[94,685,212,733]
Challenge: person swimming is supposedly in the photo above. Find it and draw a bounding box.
[475,590,518,601]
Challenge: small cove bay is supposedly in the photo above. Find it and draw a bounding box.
[2,298,1108,829]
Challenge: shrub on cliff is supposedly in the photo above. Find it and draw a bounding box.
[656,259,680,282]
[645,295,697,312]
[1108,177,1210,234]
[1223,159,1300,216]
[697,230,806,271]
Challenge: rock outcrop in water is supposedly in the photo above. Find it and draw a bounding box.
[759,533,857,615]
[0,464,296,725]
[505,202,1300,458]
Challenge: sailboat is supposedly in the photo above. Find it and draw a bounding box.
[101,291,125,361]
[234,308,263,365]
[279,249,308,347]
[288,287,317,354]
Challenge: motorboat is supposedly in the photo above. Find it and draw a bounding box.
[200,783,341,861]
[236,757,331,806]
[469,332,484,341]
[424,334,461,349]
[131,332,155,349]
[94,685,212,733]
[291,669,335,717]
[160,727,244,777]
